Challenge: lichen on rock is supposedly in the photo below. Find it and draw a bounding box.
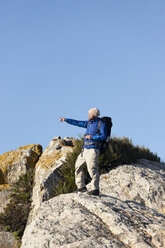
[0,144,42,185]
[29,137,76,223]
[0,144,43,218]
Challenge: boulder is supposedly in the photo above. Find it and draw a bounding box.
[100,159,165,215]
[0,144,42,184]
[21,193,165,248]
[22,158,165,248]
[0,144,43,244]
[29,137,76,222]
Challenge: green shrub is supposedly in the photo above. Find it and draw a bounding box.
[99,137,160,173]
[53,136,160,196]
[0,168,35,240]
[53,139,82,196]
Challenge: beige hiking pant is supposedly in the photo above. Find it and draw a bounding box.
[75,148,100,190]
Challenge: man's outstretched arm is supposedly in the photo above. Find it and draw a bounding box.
[60,117,88,128]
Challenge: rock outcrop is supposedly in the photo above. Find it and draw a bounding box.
[29,137,76,222]
[0,138,164,248]
[100,159,165,215]
[22,193,165,248]
[0,144,43,248]
[0,144,42,184]
[22,158,165,248]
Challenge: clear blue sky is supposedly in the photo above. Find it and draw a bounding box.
[1,0,165,161]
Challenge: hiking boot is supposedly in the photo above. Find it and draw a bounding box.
[75,187,87,193]
[87,189,99,196]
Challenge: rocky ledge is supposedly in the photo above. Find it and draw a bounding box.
[0,144,42,185]
[22,159,165,248]
[29,137,76,222]
[21,192,165,248]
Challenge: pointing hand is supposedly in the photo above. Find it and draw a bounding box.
[60,117,66,122]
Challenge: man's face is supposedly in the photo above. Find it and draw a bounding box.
[88,113,94,121]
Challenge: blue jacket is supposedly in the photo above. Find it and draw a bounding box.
[65,118,108,149]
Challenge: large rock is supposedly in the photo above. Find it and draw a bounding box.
[100,159,165,215]
[0,144,42,184]
[21,193,165,248]
[22,158,165,248]
[0,144,42,248]
[29,137,76,222]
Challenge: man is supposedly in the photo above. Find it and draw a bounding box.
[60,107,108,196]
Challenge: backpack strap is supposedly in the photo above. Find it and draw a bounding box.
[86,119,102,136]
[96,120,102,135]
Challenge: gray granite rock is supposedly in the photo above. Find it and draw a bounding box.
[29,137,76,223]
[21,193,165,248]
[100,159,165,215]
[22,143,165,248]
